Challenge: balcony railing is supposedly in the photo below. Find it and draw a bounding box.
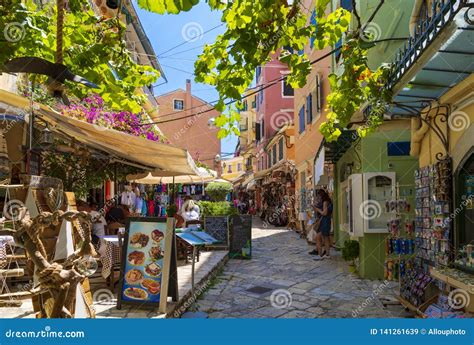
[387,0,466,89]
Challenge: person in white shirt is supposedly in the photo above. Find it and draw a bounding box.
[90,202,106,238]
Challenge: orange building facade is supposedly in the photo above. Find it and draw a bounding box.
[155,79,221,169]
[293,0,333,229]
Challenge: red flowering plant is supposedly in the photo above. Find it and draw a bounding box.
[60,94,168,143]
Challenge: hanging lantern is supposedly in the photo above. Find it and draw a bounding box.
[41,126,54,146]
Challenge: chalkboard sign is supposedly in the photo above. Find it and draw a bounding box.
[204,216,229,246]
[230,215,252,258]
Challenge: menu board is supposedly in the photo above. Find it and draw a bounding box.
[117,218,174,312]
[230,215,252,258]
[204,216,229,246]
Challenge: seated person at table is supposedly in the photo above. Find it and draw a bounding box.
[180,197,200,222]
[90,202,106,240]
[105,204,128,234]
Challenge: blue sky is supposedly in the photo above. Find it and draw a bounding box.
[134,1,238,158]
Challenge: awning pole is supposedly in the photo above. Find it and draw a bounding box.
[114,163,118,206]
[171,176,175,204]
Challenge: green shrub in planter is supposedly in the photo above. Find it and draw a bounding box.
[342,240,359,266]
[205,182,233,201]
[197,201,238,216]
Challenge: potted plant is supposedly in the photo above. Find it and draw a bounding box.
[342,240,359,273]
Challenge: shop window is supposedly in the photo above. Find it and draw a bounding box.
[299,105,305,133]
[173,99,184,110]
[278,138,284,161]
[457,153,474,267]
[367,175,392,230]
[282,80,294,97]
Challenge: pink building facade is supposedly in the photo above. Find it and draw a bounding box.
[254,56,294,172]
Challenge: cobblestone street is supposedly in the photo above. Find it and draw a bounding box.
[192,218,407,318]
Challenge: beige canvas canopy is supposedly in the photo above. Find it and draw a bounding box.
[126,167,218,184]
[0,89,199,175]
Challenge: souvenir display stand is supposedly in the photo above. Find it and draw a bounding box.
[383,184,416,285]
[397,160,472,317]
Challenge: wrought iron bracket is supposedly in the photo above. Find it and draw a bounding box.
[392,101,451,162]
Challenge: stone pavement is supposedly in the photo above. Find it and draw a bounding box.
[0,251,228,319]
[191,218,407,318]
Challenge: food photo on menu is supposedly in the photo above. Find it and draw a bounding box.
[121,222,167,303]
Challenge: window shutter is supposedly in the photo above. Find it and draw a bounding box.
[316,74,322,113]
[306,94,313,124]
[299,105,305,133]
[310,10,317,48]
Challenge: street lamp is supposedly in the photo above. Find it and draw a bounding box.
[208,117,216,129]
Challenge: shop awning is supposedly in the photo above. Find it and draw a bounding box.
[127,167,217,184]
[246,180,256,190]
[0,89,200,175]
[387,2,474,117]
[269,159,295,173]
[323,130,357,163]
[242,174,254,187]
[254,168,271,180]
[230,172,246,186]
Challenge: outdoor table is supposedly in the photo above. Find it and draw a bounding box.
[99,235,122,290]
[175,229,219,293]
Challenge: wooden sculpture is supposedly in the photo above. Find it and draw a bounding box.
[11,210,98,318]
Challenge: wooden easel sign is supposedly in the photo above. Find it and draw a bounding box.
[117,217,175,313]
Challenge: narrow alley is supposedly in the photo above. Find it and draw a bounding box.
[192,218,407,318]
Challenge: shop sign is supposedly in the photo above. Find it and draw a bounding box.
[229,215,252,258]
